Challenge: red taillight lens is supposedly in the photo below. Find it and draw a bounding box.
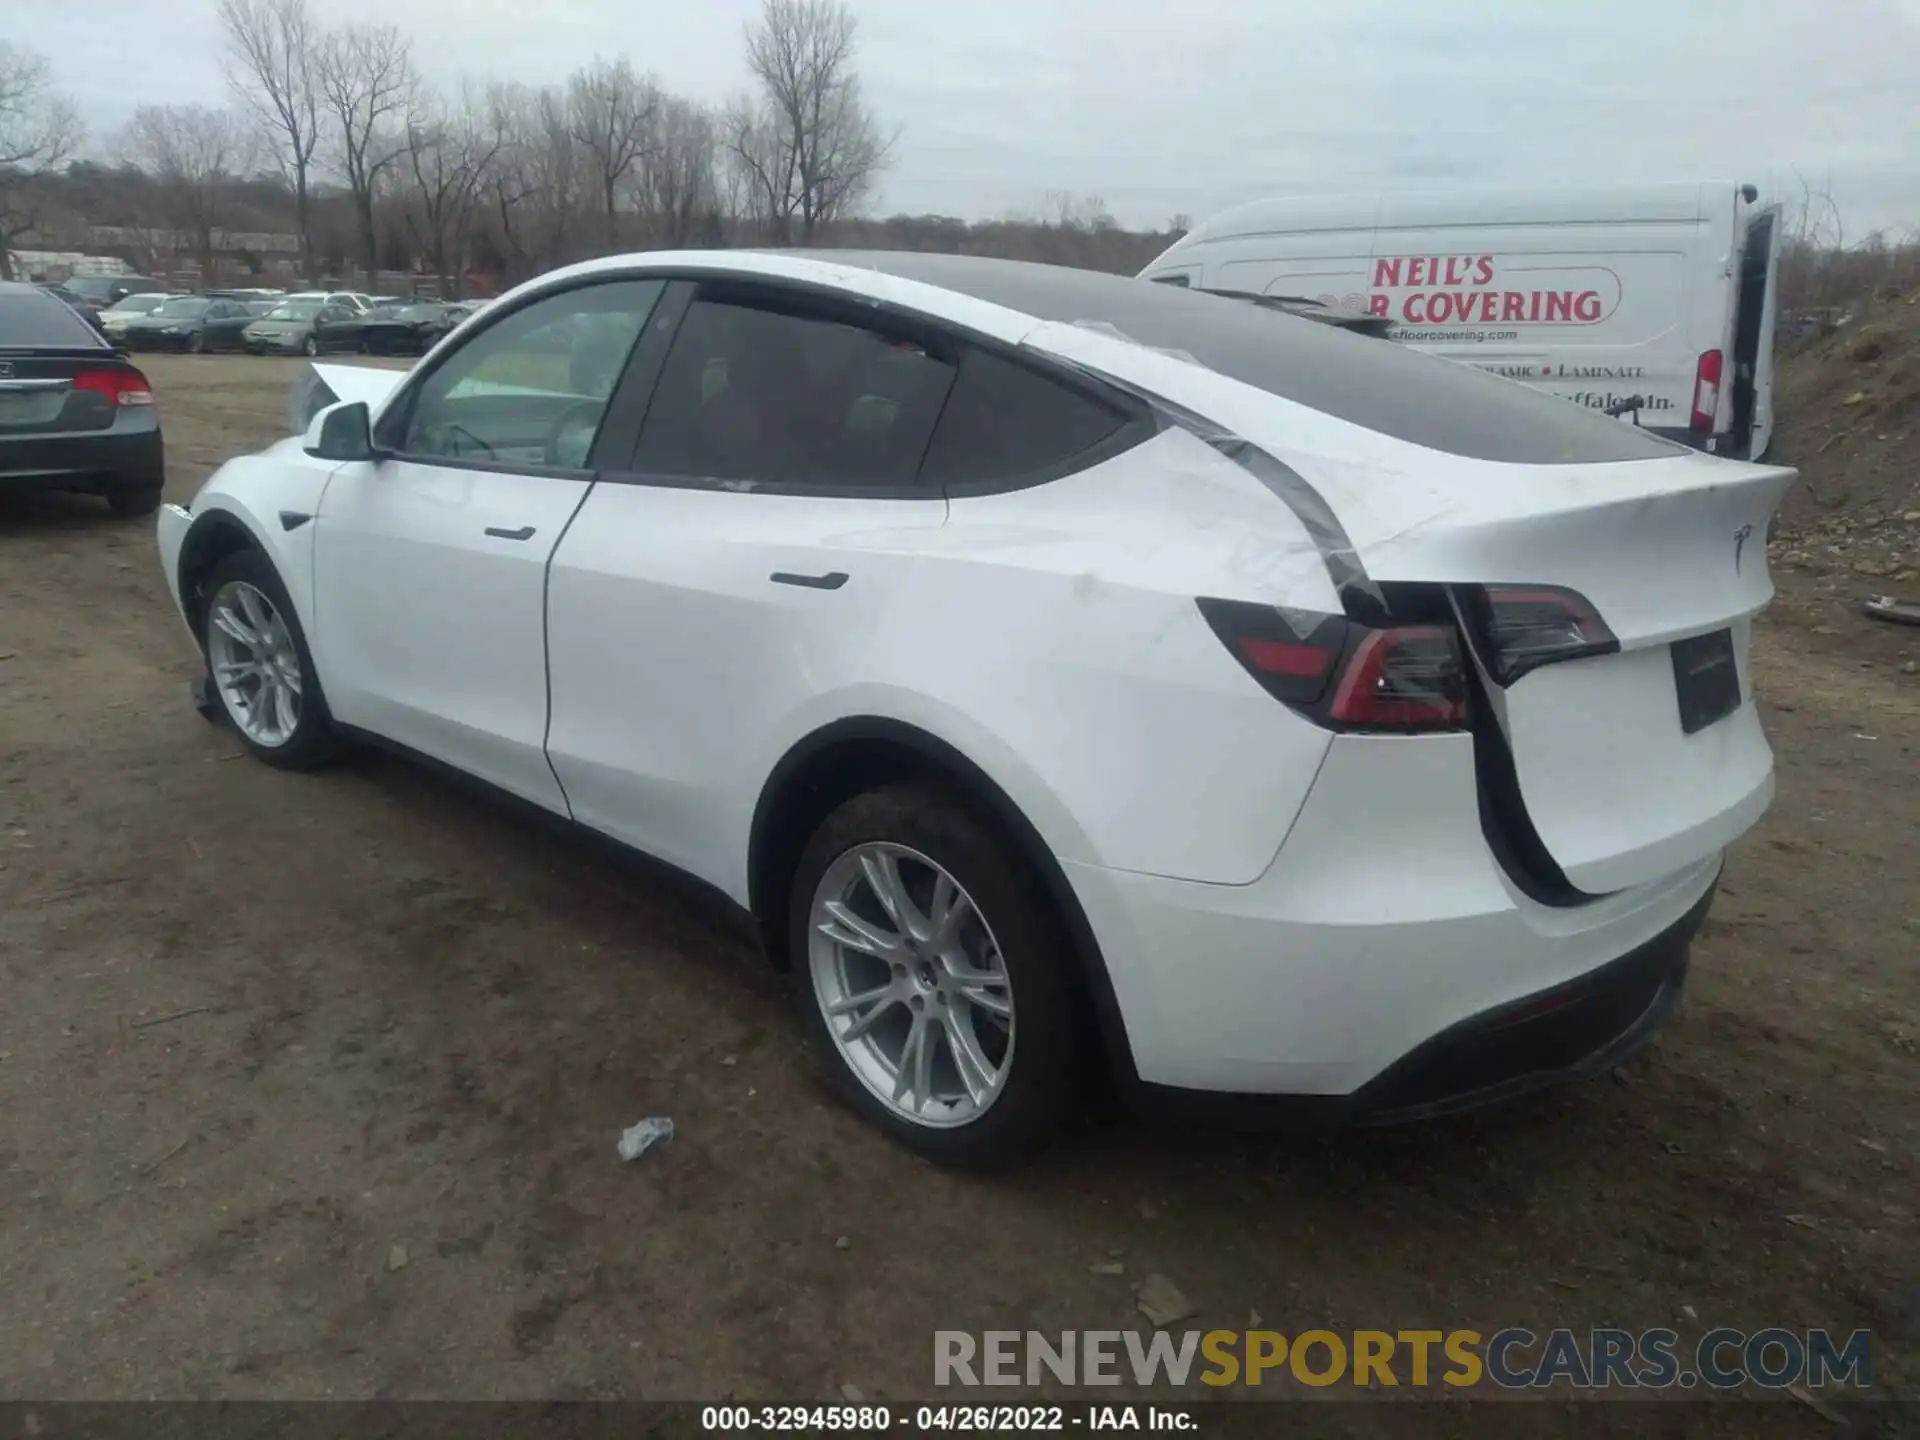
[1327,625,1470,730]
[1465,584,1618,685]
[1197,598,1469,732]
[72,367,154,407]
[1690,349,1722,433]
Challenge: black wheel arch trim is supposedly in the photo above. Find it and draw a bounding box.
[175,505,273,642]
[747,714,1142,1087]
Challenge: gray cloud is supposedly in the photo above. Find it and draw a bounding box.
[13,0,1920,237]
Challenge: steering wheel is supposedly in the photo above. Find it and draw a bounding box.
[544,401,605,469]
[416,421,497,460]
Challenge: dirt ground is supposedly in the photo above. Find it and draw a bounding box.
[0,354,1914,1421]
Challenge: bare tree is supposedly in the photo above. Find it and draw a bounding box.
[403,81,501,295]
[486,81,588,278]
[642,95,719,247]
[0,41,83,279]
[566,57,656,249]
[218,0,322,282]
[318,22,415,281]
[123,105,254,278]
[728,0,889,244]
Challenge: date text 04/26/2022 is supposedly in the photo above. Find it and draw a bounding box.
[699,1404,1195,1431]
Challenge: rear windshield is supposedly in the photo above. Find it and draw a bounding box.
[105,294,168,315]
[0,290,106,348]
[808,253,1686,465]
[152,298,211,318]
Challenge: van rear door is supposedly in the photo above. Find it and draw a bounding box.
[1730,205,1783,459]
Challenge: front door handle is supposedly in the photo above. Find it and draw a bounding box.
[485,525,536,541]
[770,571,848,590]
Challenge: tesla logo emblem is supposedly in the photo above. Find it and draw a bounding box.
[1733,523,1754,573]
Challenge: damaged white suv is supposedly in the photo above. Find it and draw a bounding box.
[155,251,1792,1165]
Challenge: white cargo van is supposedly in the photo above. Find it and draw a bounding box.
[1140,181,1783,460]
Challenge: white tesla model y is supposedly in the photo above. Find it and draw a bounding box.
[156,251,1792,1165]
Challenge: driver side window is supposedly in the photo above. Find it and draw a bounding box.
[398,279,664,469]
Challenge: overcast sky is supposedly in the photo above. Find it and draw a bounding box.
[13,0,1920,238]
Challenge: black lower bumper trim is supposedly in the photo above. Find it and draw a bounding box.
[1133,876,1716,1133]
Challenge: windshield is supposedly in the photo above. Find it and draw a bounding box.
[265,300,323,321]
[396,305,444,322]
[105,294,168,315]
[152,298,211,319]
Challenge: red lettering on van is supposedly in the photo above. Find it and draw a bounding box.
[1369,293,1390,317]
[1501,293,1525,321]
[1544,292,1574,322]
[1371,258,1402,287]
[1572,290,1602,322]
[1475,256,1495,285]
[1405,258,1425,285]
[1402,293,1428,323]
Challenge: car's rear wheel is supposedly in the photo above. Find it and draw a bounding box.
[187,332,204,354]
[789,785,1084,1168]
[200,549,343,770]
[303,336,319,357]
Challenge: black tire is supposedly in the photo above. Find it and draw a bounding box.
[108,483,163,518]
[187,331,204,354]
[788,784,1086,1168]
[303,335,319,357]
[198,548,346,771]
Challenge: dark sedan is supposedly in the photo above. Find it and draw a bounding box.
[0,281,165,516]
[51,274,170,321]
[121,297,273,353]
[356,301,475,355]
[240,297,369,356]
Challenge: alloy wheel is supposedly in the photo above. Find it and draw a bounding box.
[808,842,1015,1128]
[206,580,304,747]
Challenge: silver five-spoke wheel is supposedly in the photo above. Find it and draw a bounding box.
[808,842,1015,1128]
[206,579,303,747]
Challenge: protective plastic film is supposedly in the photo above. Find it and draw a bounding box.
[1050,328,1388,637]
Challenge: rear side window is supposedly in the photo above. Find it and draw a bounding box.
[919,348,1130,488]
[631,296,956,491]
[0,292,103,348]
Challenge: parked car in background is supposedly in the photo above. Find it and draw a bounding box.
[281,290,378,314]
[241,296,365,356]
[39,285,109,335]
[99,292,182,341]
[122,296,273,353]
[51,274,169,320]
[155,251,1793,1164]
[0,280,163,516]
[356,301,473,355]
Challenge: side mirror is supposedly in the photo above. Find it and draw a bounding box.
[303,400,383,462]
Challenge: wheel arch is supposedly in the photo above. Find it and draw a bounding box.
[746,715,1140,1085]
[176,505,270,644]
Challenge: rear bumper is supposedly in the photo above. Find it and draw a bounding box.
[1064,730,1735,1115]
[0,420,163,494]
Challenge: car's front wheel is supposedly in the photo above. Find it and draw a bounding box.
[200,549,343,770]
[302,336,319,357]
[789,786,1085,1168]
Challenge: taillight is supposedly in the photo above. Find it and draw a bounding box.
[1196,598,1469,733]
[72,367,154,407]
[1690,349,1722,433]
[1459,584,1618,685]
[1328,625,1470,729]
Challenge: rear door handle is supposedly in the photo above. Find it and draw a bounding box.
[485,525,536,541]
[770,571,848,590]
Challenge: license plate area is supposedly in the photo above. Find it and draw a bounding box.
[1671,628,1741,734]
